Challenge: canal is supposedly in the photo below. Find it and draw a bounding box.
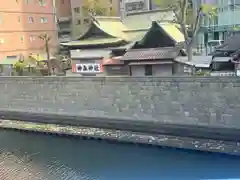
[1,129,240,180]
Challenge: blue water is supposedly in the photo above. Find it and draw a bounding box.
[0,130,240,180]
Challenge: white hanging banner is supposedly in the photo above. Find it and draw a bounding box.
[75,64,101,73]
[236,69,240,77]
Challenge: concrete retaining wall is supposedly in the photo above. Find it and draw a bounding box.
[0,76,240,132]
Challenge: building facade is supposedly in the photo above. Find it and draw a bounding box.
[55,0,72,42]
[197,0,240,54]
[61,10,181,77]
[58,0,159,41]
[70,0,121,39]
[217,0,240,38]
[0,0,57,60]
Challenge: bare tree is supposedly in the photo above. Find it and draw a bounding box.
[82,0,117,16]
[39,33,52,75]
[154,0,216,61]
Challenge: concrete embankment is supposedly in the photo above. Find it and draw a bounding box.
[0,110,240,156]
[0,76,240,155]
[0,110,240,142]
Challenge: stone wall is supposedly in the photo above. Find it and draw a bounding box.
[1,76,240,129]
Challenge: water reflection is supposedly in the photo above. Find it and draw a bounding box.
[0,130,240,180]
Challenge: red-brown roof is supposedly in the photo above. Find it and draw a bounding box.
[102,56,124,65]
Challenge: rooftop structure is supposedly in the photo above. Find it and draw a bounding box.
[70,0,121,39]
[61,9,180,49]
[120,0,152,17]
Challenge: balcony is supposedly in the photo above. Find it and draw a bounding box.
[58,36,71,43]
[58,26,71,32]
[200,24,240,32]
[58,16,72,22]
[57,21,72,34]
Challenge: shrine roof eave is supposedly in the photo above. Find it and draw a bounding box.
[61,38,127,47]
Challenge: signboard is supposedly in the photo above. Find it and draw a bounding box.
[236,70,240,77]
[75,64,102,73]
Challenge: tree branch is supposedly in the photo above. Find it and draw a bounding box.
[171,0,189,43]
[178,0,183,11]
[181,0,188,24]
[172,7,181,22]
[189,7,202,45]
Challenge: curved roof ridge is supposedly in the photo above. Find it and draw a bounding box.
[74,16,127,41]
[123,28,149,32]
[126,9,173,16]
[94,16,121,21]
[92,16,129,40]
[156,22,184,43]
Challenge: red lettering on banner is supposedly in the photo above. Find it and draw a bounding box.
[72,64,76,73]
[100,64,104,72]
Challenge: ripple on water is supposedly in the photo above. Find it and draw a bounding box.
[0,130,240,180]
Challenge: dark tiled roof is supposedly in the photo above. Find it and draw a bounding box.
[215,33,240,52]
[175,56,212,68]
[128,60,173,65]
[231,48,240,57]
[212,50,229,57]
[121,47,179,61]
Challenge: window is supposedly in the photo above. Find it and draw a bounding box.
[95,8,105,15]
[29,35,36,42]
[0,38,5,44]
[18,16,21,23]
[28,16,34,23]
[39,0,46,6]
[74,7,80,13]
[76,19,81,25]
[83,19,89,23]
[229,0,235,11]
[20,35,24,43]
[40,17,48,23]
[145,65,153,76]
[126,2,145,12]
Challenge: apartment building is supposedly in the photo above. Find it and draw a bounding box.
[196,0,240,54]
[55,0,72,42]
[217,0,240,39]
[0,0,57,60]
[57,0,157,41]
[70,0,121,39]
